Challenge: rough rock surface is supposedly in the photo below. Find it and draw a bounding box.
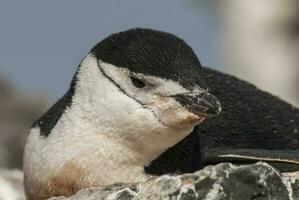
[0,76,49,169]
[0,168,25,200]
[50,162,299,200]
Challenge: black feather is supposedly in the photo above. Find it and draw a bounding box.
[146,67,299,174]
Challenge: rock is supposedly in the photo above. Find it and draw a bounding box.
[50,162,298,200]
[0,75,50,169]
[0,168,25,200]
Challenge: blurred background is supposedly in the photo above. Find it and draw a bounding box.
[0,0,298,170]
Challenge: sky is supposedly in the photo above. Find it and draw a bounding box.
[0,0,221,100]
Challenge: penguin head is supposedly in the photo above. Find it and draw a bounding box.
[84,28,221,128]
[53,28,221,159]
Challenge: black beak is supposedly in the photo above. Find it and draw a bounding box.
[171,91,221,117]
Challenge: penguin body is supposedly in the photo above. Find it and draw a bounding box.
[23,29,220,199]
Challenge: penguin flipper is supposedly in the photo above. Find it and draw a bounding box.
[203,148,299,172]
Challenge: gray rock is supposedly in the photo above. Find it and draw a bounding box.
[50,162,298,200]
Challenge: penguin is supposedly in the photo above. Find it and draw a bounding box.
[23,28,299,200]
[23,28,221,200]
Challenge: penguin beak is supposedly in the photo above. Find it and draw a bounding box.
[171,91,221,117]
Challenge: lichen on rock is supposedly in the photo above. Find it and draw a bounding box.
[50,162,298,200]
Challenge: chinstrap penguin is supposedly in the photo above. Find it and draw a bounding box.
[23,28,221,199]
[24,28,299,200]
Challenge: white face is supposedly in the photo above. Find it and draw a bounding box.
[70,54,207,158]
[99,60,205,129]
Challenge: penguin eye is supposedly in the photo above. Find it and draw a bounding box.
[130,77,146,88]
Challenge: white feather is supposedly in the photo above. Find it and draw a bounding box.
[23,54,202,198]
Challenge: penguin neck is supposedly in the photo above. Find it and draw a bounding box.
[57,55,192,168]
